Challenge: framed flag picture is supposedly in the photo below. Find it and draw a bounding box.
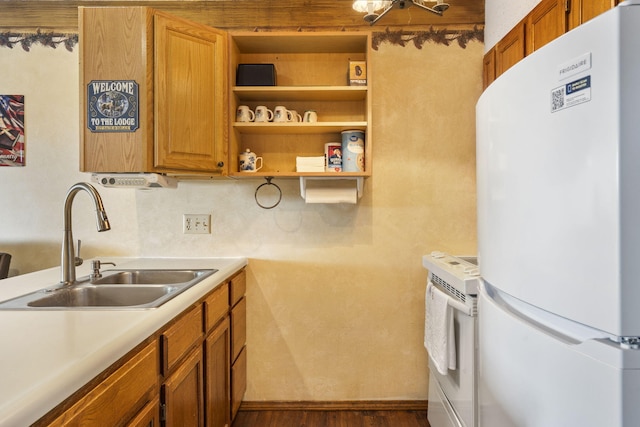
[0,95,25,167]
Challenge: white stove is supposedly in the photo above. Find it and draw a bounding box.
[422,251,480,427]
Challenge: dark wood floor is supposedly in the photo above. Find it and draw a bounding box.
[231,410,430,427]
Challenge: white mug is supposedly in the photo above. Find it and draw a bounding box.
[273,106,293,123]
[236,105,255,122]
[303,110,318,123]
[289,110,303,122]
[239,148,263,172]
[254,106,273,122]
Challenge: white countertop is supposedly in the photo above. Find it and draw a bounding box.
[0,257,248,426]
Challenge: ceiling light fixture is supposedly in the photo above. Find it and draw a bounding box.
[352,0,449,25]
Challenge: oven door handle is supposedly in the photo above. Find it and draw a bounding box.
[431,281,473,316]
[446,294,473,316]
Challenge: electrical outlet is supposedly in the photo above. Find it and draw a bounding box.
[183,214,211,234]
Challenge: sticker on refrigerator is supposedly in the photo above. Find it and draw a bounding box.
[551,76,591,113]
[87,80,139,132]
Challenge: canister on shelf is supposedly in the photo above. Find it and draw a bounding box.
[341,130,365,172]
[325,142,342,172]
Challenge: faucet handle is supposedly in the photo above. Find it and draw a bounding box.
[75,239,83,267]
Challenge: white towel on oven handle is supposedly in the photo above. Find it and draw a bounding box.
[424,280,456,375]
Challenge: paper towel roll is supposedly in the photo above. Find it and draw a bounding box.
[304,187,358,204]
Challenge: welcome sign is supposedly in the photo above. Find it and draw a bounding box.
[87,80,139,132]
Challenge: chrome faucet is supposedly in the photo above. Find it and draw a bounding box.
[60,183,111,285]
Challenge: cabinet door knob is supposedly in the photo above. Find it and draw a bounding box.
[217,161,224,168]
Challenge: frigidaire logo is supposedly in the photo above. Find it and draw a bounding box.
[559,59,588,76]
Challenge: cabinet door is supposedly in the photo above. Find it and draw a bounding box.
[162,347,205,427]
[483,48,496,90]
[79,7,154,173]
[205,317,231,427]
[526,0,568,55]
[126,398,160,427]
[569,0,617,30]
[495,21,525,78]
[231,297,247,363]
[154,11,228,174]
[231,346,247,421]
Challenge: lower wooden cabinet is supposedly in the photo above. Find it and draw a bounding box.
[127,398,160,427]
[229,270,247,420]
[43,342,159,427]
[205,317,231,427]
[231,346,247,419]
[36,268,246,427]
[162,347,205,426]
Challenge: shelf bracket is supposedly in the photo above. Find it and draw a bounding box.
[299,176,363,204]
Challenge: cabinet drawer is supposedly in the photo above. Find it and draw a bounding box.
[229,270,246,307]
[48,342,158,426]
[231,297,246,362]
[204,283,229,332]
[231,345,247,420]
[162,304,203,374]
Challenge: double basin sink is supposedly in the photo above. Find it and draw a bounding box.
[0,269,217,310]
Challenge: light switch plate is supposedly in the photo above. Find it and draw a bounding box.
[183,214,211,234]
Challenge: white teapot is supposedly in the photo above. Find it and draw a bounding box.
[239,148,263,172]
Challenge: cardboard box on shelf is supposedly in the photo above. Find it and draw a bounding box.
[348,61,367,86]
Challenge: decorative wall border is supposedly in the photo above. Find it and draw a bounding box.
[0,26,484,52]
[0,30,78,52]
[372,26,484,50]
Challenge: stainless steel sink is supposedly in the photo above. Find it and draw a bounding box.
[27,285,177,308]
[0,268,217,310]
[92,269,209,285]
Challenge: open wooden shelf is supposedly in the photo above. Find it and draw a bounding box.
[228,31,372,178]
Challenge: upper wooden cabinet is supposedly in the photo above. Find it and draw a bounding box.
[79,7,228,175]
[485,0,617,89]
[569,0,619,30]
[495,22,525,77]
[526,0,567,55]
[482,49,496,91]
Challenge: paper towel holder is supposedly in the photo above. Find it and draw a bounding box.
[299,177,364,202]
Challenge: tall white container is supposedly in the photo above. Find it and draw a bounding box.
[341,130,365,172]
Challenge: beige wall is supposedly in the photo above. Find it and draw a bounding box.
[0,36,482,401]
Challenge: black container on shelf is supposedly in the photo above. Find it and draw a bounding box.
[236,64,277,86]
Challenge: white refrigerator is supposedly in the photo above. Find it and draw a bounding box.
[476,2,640,426]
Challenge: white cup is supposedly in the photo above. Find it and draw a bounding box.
[289,110,302,122]
[273,106,293,123]
[236,105,255,122]
[303,110,318,123]
[255,106,273,122]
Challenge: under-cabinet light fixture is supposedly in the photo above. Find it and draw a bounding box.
[352,0,449,25]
